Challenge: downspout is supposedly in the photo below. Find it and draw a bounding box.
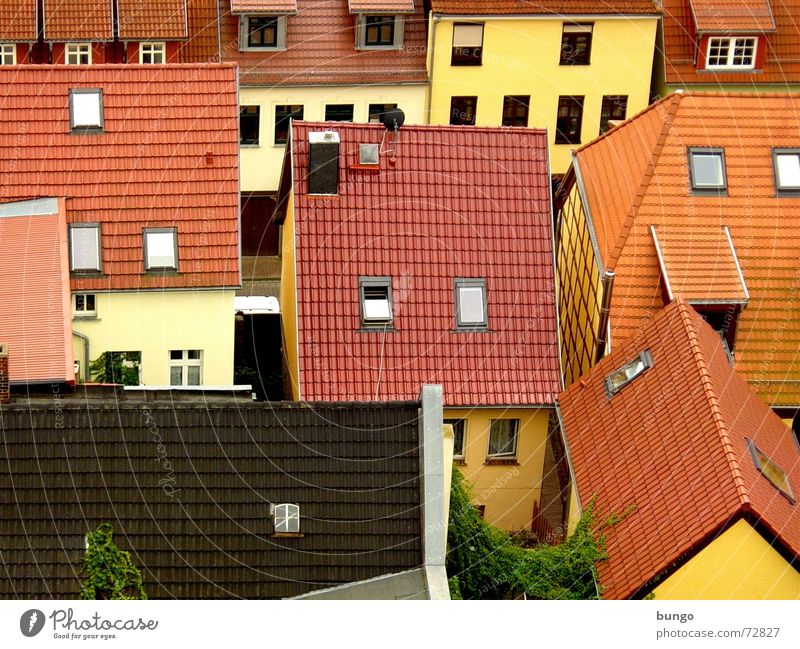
[72,330,90,382]
[594,269,615,364]
[424,14,439,124]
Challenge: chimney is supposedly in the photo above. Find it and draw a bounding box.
[0,343,10,404]
[308,130,340,195]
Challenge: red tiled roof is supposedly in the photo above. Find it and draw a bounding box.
[178,0,220,62]
[0,65,240,292]
[348,0,415,12]
[559,299,800,599]
[0,200,74,384]
[689,0,776,32]
[117,0,188,40]
[662,0,799,84]
[0,0,36,41]
[287,122,561,406]
[230,0,297,12]
[571,92,800,407]
[43,0,113,41]
[219,0,427,85]
[429,0,660,15]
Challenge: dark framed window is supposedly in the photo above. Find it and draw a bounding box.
[688,147,727,193]
[450,96,477,126]
[69,88,103,131]
[360,276,393,328]
[451,22,483,66]
[455,278,487,328]
[247,16,279,48]
[599,95,627,134]
[605,351,652,397]
[74,293,97,316]
[364,15,395,46]
[555,95,584,145]
[368,103,397,124]
[560,23,593,65]
[502,95,530,127]
[444,418,467,460]
[143,227,178,271]
[695,306,738,353]
[747,439,796,504]
[240,105,260,145]
[69,224,102,273]
[773,149,800,194]
[487,419,519,459]
[274,104,304,145]
[324,104,354,122]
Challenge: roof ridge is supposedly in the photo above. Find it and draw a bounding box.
[295,121,549,136]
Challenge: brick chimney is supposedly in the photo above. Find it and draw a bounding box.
[0,343,10,404]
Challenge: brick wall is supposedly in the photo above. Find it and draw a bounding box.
[0,343,9,404]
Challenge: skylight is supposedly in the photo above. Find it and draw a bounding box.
[688,148,726,192]
[605,351,652,396]
[747,439,796,504]
[773,149,800,193]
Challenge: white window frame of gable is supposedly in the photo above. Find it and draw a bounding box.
[272,503,300,534]
[140,41,166,64]
[69,88,104,131]
[73,293,98,318]
[143,228,178,271]
[486,418,520,460]
[0,43,16,65]
[239,15,288,51]
[356,14,404,50]
[65,42,92,65]
[69,224,102,273]
[169,349,202,386]
[706,36,757,70]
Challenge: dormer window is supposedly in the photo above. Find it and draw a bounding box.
[605,351,652,396]
[65,43,91,65]
[706,36,757,69]
[273,503,300,534]
[140,42,165,64]
[69,89,103,131]
[0,43,16,65]
[240,16,287,50]
[357,15,404,49]
[773,149,800,194]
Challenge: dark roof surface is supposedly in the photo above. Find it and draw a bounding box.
[0,401,423,599]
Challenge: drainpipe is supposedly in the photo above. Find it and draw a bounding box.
[425,14,439,124]
[594,270,615,364]
[72,331,90,382]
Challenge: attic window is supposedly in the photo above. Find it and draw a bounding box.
[143,228,178,271]
[360,277,393,327]
[65,43,91,65]
[358,15,404,50]
[706,36,757,69]
[455,278,488,329]
[0,43,16,65]
[273,503,301,534]
[688,148,727,193]
[69,89,103,131]
[140,42,165,64]
[747,439,796,504]
[359,143,379,165]
[773,149,800,194]
[451,23,484,65]
[605,351,652,396]
[241,15,287,50]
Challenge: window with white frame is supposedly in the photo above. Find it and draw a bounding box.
[169,350,202,386]
[140,42,165,64]
[0,43,16,65]
[241,15,287,50]
[487,419,519,459]
[706,36,757,69]
[65,43,91,65]
[143,228,178,271]
[773,149,800,193]
[455,278,487,328]
[444,418,467,461]
[605,351,652,396]
[73,293,97,317]
[360,277,393,327]
[69,224,101,272]
[357,14,403,49]
[69,89,103,130]
[688,148,727,192]
[273,503,300,534]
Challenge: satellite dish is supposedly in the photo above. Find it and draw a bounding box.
[381,108,405,131]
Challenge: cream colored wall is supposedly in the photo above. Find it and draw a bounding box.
[280,192,300,399]
[446,407,551,531]
[71,290,235,385]
[427,17,658,173]
[239,84,427,192]
[652,519,800,599]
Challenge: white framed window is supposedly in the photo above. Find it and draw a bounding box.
[773,149,800,193]
[360,276,393,327]
[688,147,727,192]
[169,350,202,386]
[444,418,467,461]
[605,350,652,396]
[69,89,103,130]
[240,15,287,51]
[747,439,796,504]
[0,43,16,65]
[273,503,300,534]
[139,42,165,64]
[69,224,101,272]
[65,43,92,65]
[357,14,404,50]
[455,278,487,328]
[706,36,757,69]
[73,293,97,317]
[487,419,519,459]
[143,228,178,271]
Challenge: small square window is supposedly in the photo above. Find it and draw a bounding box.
[455,278,487,328]
[555,96,584,145]
[364,15,395,46]
[240,105,260,145]
[747,439,795,504]
[706,36,757,69]
[487,419,519,458]
[324,104,354,122]
[73,293,97,317]
[444,418,467,460]
[274,104,304,145]
[688,148,727,192]
[502,95,530,127]
[560,23,593,65]
[368,103,397,124]
[140,42,165,64]
[143,228,178,271]
[360,277,393,327]
[451,23,483,66]
[359,143,379,165]
[69,224,101,272]
[66,43,91,65]
[273,503,300,534]
[0,43,16,65]
[599,95,627,134]
[169,349,202,386]
[69,89,103,131]
[247,16,279,47]
[450,96,477,126]
[605,351,652,396]
[773,149,800,193]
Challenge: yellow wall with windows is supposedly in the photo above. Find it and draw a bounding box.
[280,192,300,399]
[427,16,658,174]
[71,290,235,386]
[445,407,552,531]
[651,519,800,599]
[239,85,427,192]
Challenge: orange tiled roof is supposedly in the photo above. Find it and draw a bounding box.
[662,0,800,84]
[230,0,298,12]
[0,65,240,292]
[429,0,660,14]
[117,0,188,40]
[348,0,415,12]
[689,0,776,32]
[0,0,36,41]
[219,0,427,85]
[179,0,219,62]
[571,92,800,406]
[43,0,113,41]
[558,299,800,599]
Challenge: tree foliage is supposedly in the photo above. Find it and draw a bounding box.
[88,352,141,385]
[80,523,147,600]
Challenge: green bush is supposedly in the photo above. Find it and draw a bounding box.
[80,523,147,600]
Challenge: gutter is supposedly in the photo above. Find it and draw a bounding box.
[72,330,90,382]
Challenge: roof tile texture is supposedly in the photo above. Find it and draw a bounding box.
[348,0,415,12]
[230,0,298,12]
[117,0,188,40]
[0,0,36,40]
[291,122,561,406]
[689,0,776,32]
[559,300,800,599]
[430,0,659,14]
[179,0,220,62]
[44,0,113,41]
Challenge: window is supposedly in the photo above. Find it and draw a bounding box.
[360,277,392,327]
[555,95,584,145]
[69,224,101,272]
[696,307,737,353]
[706,36,757,69]
[444,418,467,461]
[502,95,529,127]
[773,149,800,193]
[747,439,796,504]
[140,42,165,64]
[273,503,300,534]
[143,228,178,271]
[246,16,279,48]
[65,43,91,65]
[358,143,379,165]
[274,104,303,145]
[240,105,260,145]
[560,23,593,65]
[455,278,487,328]
[487,419,519,459]
[599,95,627,134]
[451,23,483,65]
[688,148,727,192]
[368,103,397,124]
[364,15,395,46]
[605,351,652,396]
[73,293,97,317]
[169,349,202,386]
[69,89,103,131]
[450,96,477,126]
[0,43,15,65]
[324,104,354,122]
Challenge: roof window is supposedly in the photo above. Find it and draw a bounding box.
[773,149,800,194]
[69,89,103,132]
[605,351,652,396]
[747,439,796,504]
[688,148,727,193]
